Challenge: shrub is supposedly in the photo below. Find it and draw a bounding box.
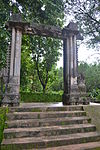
[89,88,100,102]
[0,107,7,145]
[20,92,62,103]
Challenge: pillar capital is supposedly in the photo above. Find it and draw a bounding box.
[6,14,29,33]
[62,22,83,40]
[63,22,79,37]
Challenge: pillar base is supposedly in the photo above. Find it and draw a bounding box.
[1,93,20,106]
[62,92,89,105]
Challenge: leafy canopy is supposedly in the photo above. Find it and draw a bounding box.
[65,0,100,48]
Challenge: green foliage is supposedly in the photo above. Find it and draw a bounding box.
[0,0,64,93]
[17,0,64,93]
[78,62,100,101]
[20,60,63,93]
[17,0,64,26]
[21,35,62,93]
[78,62,100,92]
[0,108,7,144]
[47,67,63,92]
[65,0,100,48]
[0,0,20,70]
[28,36,62,93]
[89,88,100,101]
[20,92,62,103]
[20,38,42,92]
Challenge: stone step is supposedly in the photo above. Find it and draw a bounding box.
[8,105,83,113]
[1,132,100,150]
[4,124,96,139]
[6,116,90,128]
[7,111,86,120]
[37,141,100,150]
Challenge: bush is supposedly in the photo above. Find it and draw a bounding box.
[20,92,62,103]
[0,107,7,145]
[89,88,100,102]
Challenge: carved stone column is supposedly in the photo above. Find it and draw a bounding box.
[2,15,22,106]
[63,22,88,105]
[63,22,79,105]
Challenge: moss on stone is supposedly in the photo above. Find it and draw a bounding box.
[84,106,100,132]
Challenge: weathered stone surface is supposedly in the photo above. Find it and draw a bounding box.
[4,124,96,139]
[1,132,100,149]
[41,142,100,150]
[8,105,84,112]
[4,13,86,105]
[6,116,89,129]
[1,104,100,149]
[84,105,100,132]
[7,111,87,120]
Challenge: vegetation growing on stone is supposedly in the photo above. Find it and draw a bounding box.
[0,108,8,145]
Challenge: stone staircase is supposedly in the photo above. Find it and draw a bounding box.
[1,105,100,150]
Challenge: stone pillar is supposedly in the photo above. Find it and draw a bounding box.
[63,22,88,105]
[73,35,77,77]
[2,25,22,106]
[1,14,30,106]
[63,37,70,95]
[62,22,79,105]
[70,34,78,93]
[10,27,16,76]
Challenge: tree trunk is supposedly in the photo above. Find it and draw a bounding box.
[43,85,46,94]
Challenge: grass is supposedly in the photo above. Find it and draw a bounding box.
[20,92,62,103]
[0,107,8,145]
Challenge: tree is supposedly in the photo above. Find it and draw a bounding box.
[65,0,100,48]
[0,0,65,93]
[21,35,62,93]
[21,39,42,92]
[78,61,100,92]
[18,0,64,93]
[48,67,63,92]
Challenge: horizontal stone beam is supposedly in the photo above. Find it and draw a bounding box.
[25,23,63,39]
[6,21,82,40]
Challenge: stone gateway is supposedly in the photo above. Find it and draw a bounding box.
[1,14,88,106]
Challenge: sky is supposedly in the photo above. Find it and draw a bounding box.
[78,44,100,63]
[57,43,99,68]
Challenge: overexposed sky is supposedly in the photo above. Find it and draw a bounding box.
[78,44,100,63]
[57,43,99,68]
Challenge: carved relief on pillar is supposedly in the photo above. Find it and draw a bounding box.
[77,73,86,93]
[2,25,22,106]
[2,94,20,106]
[68,33,79,94]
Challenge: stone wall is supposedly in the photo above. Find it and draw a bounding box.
[84,105,100,131]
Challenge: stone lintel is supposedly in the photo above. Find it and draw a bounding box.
[6,16,82,40]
